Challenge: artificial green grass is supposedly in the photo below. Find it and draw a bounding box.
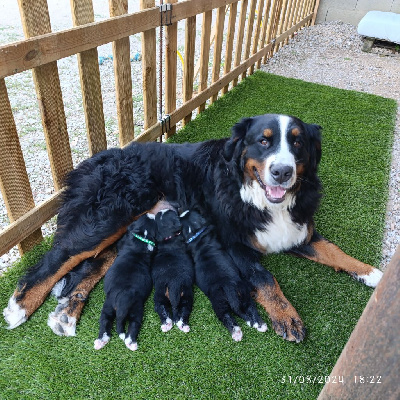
[0,72,396,400]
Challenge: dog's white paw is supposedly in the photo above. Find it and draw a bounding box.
[3,296,26,329]
[94,333,110,350]
[231,326,243,342]
[246,321,268,332]
[124,336,138,351]
[176,319,190,333]
[161,318,173,332]
[353,268,383,288]
[47,309,77,337]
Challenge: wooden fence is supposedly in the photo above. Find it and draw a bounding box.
[0,0,319,256]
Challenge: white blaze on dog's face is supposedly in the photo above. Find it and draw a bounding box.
[236,114,319,209]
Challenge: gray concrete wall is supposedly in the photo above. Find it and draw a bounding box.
[315,0,400,26]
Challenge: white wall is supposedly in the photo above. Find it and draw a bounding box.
[315,0,400,26]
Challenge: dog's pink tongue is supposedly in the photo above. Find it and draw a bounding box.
[268,186,286,199]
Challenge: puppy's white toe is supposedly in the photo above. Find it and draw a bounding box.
[3,296,26,329]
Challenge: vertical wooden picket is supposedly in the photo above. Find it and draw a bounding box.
[109,0,135,146]
[241,0,257,80]
[183,15,196,125]
[211,6,226,103]
[198,10,212,112]
[233,0,249,87]
[71,0,107,156]
[249,0,265,74]
[140,0,158,131]
[17,0,73,191]
[222,2,238,94]
[0,79,43,253]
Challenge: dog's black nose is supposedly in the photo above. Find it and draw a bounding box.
[270,164,293,184]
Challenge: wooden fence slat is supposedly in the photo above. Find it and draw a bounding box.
[71,0,107,156]
[232,0,249,87]
[198,10,213,112]
[165,0,179,139]
[256,0,272,69]
[0,79,43,254]
[241,0,257,80]
[263,0,282,63]
[109,0,135,146]
[0,192,60,256]
[211,6,226,103]
[249,0,265,74]
[311,0,321,25]
[17,0,73,192]
[183,15,196,125]
[140,0,157,130]
[222,2,238,94]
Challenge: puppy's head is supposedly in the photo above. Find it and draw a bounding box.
[127,213,157,250]
[155,209,182,242]
[224,114,322,205]
[180,210,206,241]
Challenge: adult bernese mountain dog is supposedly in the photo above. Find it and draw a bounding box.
[3,113,383,342]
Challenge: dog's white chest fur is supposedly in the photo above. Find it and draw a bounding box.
[240,183,308,254]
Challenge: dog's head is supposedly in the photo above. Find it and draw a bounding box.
[224,114,322,205]
[154,209,182,242]
[180,210,206,241]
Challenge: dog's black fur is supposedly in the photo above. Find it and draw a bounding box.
[152,210,194,333]
[181,210,267,341]
[6,113,379,342]
[94,214,155,351]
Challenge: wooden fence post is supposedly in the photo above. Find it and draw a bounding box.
[211,6,226,103]
[71,0,107,156]
[109,0,135,146]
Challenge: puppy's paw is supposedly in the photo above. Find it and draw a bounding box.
[3,296,27,329]
[161,318,173,332]
[231,326,243,342]
[176,319,190,333]
[352,268,383,288]
[124,336,138,351]
[94,333,110,350]
[247,321,268,332]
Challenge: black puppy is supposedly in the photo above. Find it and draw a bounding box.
[94,213,156,351]
[152,210,194,333]
[180,210,267,341]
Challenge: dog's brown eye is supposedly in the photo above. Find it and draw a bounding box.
[294,140,302,148]
[260,138,269,146]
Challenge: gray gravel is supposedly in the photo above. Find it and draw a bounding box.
[0,14,398,273]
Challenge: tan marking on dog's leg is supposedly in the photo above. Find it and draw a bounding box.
[308,238,383,287]
[255,277,305,342]
[48,248,117,336]
[17,226,128,318]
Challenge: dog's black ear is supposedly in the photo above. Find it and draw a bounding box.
[223,117,253,161]
[306,123,322,170]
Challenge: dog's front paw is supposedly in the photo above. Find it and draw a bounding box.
[271,316,305,343]
[352,268,383,288]
[176,319,190,333]
[231,326,243,342]
[94,333,110,350]
[161,318,173,332]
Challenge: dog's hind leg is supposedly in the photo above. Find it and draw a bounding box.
[4,227,126,329]
[153,287,173,332]
[48,248,117,336]
[290,231,383,288]
[122,304,145,351]
[175,290,193,333]
[94,301,115,350]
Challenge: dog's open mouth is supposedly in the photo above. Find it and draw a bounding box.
[253,167,286,204]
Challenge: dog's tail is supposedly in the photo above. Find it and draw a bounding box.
[167,280,184,310]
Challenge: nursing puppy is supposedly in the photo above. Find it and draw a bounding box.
[94,213,156,351]
[181,210,267,341]
[152,210,194,333]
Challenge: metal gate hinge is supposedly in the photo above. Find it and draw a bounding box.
[160,3,172,26]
